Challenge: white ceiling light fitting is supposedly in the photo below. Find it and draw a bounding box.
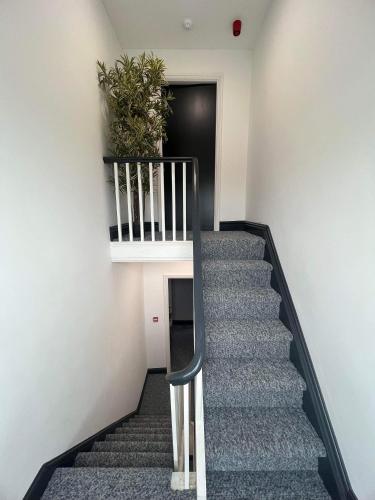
[183,18,193,30]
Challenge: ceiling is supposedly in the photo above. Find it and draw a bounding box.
[102,0,272,50]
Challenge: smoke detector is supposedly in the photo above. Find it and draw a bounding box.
[183,18,193,30]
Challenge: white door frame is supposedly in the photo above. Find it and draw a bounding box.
[163,274,194,373]
[165,73,223,231]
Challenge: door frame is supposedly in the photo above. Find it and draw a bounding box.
[165,73,223,231]
[163,274,194,372]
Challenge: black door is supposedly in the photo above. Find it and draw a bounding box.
[163,84,216,231]
[168,279,194,371]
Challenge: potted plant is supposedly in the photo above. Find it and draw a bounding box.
[97,52,173,231]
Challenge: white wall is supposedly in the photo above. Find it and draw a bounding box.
[0,2,147,499]
[247,1,375,498]
[127,49,252,223]
[142,262,193,368]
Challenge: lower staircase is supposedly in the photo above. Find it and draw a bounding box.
[201,231,331,499]
[43,374,193,499]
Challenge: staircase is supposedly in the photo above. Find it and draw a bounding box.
[40,230,336,499]
[42,374,193,499]
[201,231,331,499]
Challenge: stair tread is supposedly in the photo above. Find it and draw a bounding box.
[115,426,170,434]
[204,358,305,408]
[206,319,292,342]
[106,433,171,442]
[205,407,326,471]
[201,231,265,260]
[204,287,281,320]
[122,422,171,428]
[75,451,172,468]
[203,259,272,288]
[206,471,331,499]
[42,468,194,499]
[203,259,272,272]
[92,441,172,452]
[206,319,292,360]
[201,231,264,242]
[205,286,280,297]
[133,415,171,419]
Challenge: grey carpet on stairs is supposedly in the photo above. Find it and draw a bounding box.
[201,231,331,499]
[42,468,193,499]
[42,374,193,499]
[138,373,170,415]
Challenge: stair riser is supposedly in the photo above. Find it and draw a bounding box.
[132,417,171,422]
[206,456,319,472]
[106,433,171,442]
[205,471,331,500]
[115,428,170,435]
[203,269,272,289]
[206,339,291,360]
[204,294,281,320]
[123,422,171,428]
[204,389,304,408]
[75,452,172,468]
[92,441,172,453]
[202,241,265,261]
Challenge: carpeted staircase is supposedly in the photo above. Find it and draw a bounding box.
[42,374,193,499]
[42,230,332,499]
[201,231,331,499]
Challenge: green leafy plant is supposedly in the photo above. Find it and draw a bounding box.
[97,52,173,224]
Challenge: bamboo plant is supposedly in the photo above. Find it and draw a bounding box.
[97,52,173,224]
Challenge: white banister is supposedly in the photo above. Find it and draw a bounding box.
[125,162,133,242]
[170,375,205,495]
[113,162,122,242]
[149,162,155,241]
[160,163,166,241]
[172,162,176,241]
[183,161,187,241]
[183,383,190,489]
[170,384,179,471]
[137,162,144,241]
[195,369,206,498]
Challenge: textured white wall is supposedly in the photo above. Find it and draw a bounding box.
[0,2,147,499]
[247,1,375,498]
[127,49,252,223]
[142,262,193,368]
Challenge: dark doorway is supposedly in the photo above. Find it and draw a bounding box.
[163,84,216,231]
[168,279,194,371]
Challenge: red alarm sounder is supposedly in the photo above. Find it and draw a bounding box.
[233,19,242,37]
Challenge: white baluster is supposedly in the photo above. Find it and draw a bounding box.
[170,385,179,471]
[149,162,155,241]
[183,383,189,489]
[195,370,207,498]
[125,163,133,242]
[183,162,187,241]
[113,162,122,242]
[160,163,166,241]
[172,162,176,241]
[137,162,144,241]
